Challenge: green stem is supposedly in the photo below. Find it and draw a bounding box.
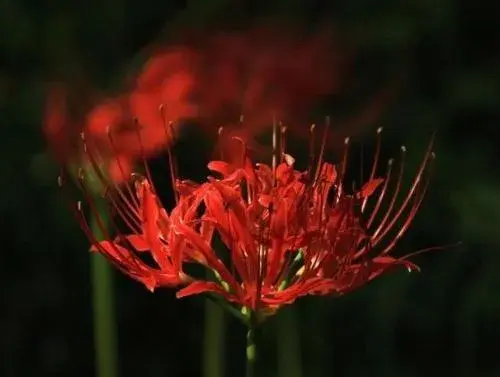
[203,299,225,377]
[246,325,256,377]
[90,210,118,377]
[206,293,246,323]
[277,307,302,377]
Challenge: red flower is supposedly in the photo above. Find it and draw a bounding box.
[61,119,434,319]
[165,127,435,318]
[45,24,344,183]
[44,47,197,183]
[61,171,188,290]
[195,23,344,140]
[128,46,199,148]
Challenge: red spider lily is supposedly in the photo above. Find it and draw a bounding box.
[58,158,191,291]
[58,138,254,293]
[59,116,434,319]
[165,126,436,319]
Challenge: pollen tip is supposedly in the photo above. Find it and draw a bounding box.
[344,137,350,145]
[431,151,436,159]
[105,125,112,135]
[281,126,287,134]
[401,145,407,152]
[57,175,63,187]
[377,126,383,134]
[231,136,244,145]
[388,158,394,166]
[77,201,82,211]
[159,103,165,112]
[239,114,244,122]
[310,124,316,133]
[218,126,224,135]
[283,153,295,166]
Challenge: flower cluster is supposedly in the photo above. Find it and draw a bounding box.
[64,124,434,320]
[47,24,435,321]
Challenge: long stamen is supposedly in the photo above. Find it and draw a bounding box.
[159,104,179,203]
[280,125,287,160]
[58,150,141,263]
[361,127,383,213]
[308,124,316,176]
[370,145,406,240]
[106,126,141,212]
[70,171,142,270]
[366,158,393,229]
[87,167,140,235]
[272,114,278,186]
[335,137,350,204]
[373,140,435,246]
[313,116,330,184]
[379,152,435,255]
[83,130,141,234]
[132,118,156,193]
[76,169,130,247]
[230,136,252,203]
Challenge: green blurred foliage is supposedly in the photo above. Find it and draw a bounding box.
[1,0,500,376]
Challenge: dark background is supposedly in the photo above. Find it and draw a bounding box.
[2,1,500,376]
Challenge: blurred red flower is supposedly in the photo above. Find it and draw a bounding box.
[195,23,345,150]
[44,46,197,183]
[45,23,350,183]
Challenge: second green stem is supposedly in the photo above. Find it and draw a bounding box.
[246,325,256,377]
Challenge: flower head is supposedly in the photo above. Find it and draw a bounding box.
[59,117,434,320]
[165,125,434,319]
